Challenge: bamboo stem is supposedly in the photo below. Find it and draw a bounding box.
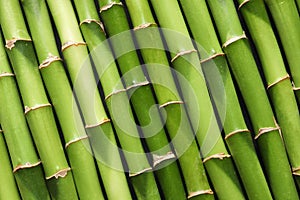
[237,0,300,190]
[0,0,79,198]
[0,127,21,200]
[150,0,246,199]
[45,0,133,199]
[207,0,299,198]
[0,30,51,200]
[20,0,106,199]
[178,0,273,199]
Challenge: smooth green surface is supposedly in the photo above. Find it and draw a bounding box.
[264,0,300,104]
[0,31,51,199]
[179,0,272,199]
[46,0,132,198]
[21,0,104,199]
[207,0,299,199]
[99,0,166,198]
[0,0,78,199]
[238,0,300,189]
[150,0,245,199]
[0,129,21,200]
[126,0,212,199]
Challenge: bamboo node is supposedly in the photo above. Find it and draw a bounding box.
[13,161,42,172]
[99,2,123,13]
[0,72,15,78]
[200,52,225,64]
[225,129,250,140]
[292,167,300,176]
[85,119,111,129]
[65,135,89,148]
[125,80,150,91]
[0,129,3,133]
[152,151,176,168]
[24,103,52,115]
[238,0,251,10]
[5,38,32,50]
[292,81,300,91]
[133,23,157,31]
[222,31,247,48]
[39,54,63,69]
[80,19,105,33]
[267,74,290,89]
[171,49,197,62]
[202,153,231,163]
[61,41,86,51]
[46,168,71,179]
[255,117,280,140]
[105,88,126,100]
[129,167,152,177]
[159,100,184,109]
[187,190,214,199]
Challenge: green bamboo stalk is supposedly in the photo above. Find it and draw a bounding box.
[0,30,50,200]
[178,0,273,199]
[45,0,133,199]
[150,1,246,199]
[73,1,185,199]
[20,0,105,199]
[74,1,162,198]
[296,0,300,11]
[96,0,178,199]
[125,0,215,199]
[207,0,299,199]
[263,0,300,104]
[0,127,21,200]
[237,0,300,189]
[0,1,79,199]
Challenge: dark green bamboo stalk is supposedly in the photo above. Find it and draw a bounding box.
[237,0,300,189]
[207,0,299,199]
[73,0,185,199]
[150,0,246,199]
[125,0,215,199]
[0,30,50,200]
[178,0,273,199]
[263,0,300,104]
[45,0,133,199]
[20,0,105,199]
[0,0,78,199]
[0,127,21,200]
[296,0,300,10]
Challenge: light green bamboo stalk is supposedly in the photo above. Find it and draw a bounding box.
[0,127,21,200]
[73,0,185,199]
[263,0,300,104]
[207,0,299,199]
[124,0,215,199]
[45,0,133,199]
[0,0,78,199]
[237,0,300,189]
[0,30,50,200]
[178,0,273,199]
[150,0,246,199]
[20,0,105,199]
[74,0,159,198]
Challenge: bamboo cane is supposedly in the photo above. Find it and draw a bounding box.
[178,0,273,199]
[263,0,300,104]
[0,127,21,200]
[237,0,300,189]
[0,0,79,199]
[207,0,299,198]
[124,0,215,199]
[20,0,105,199]
[45,0,133,199]
[149,0,246,199]
[73,0,186,199]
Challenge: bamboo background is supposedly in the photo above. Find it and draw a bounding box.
[0,0,299,199]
